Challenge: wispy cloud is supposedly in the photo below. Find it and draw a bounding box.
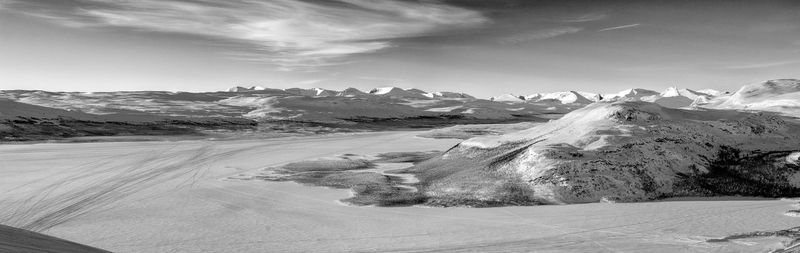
[561,13,608,23]
[2,0,486,70]
[499,27,583,44]
[598,23,641,32]
[722,60,800,69]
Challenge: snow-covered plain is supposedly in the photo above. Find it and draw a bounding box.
[1,132,798,252]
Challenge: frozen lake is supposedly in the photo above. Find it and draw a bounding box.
[1,131,798,252]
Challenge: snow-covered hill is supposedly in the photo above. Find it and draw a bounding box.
[703,79,800,117]
[407,100,800,205]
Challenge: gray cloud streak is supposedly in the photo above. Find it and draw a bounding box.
[2,0,487,70]
[723,60,800,69]
[499,27,583,44]
[598,23,641,32]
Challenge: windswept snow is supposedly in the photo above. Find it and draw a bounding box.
[218,96,282,118]
[425,106,463,112]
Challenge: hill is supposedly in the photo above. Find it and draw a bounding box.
[396,101,800,206]
[704,79,800,117]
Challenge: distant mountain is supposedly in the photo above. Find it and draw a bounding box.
[1,85,564,139]
[490,94,524,102]
[604,88,660,101]
[533,91,593,104]
[284,88,337,97]
[697,89,727,97]
[227,86,266,92]
[337,87,367,97]
[574,91,603,102]
[703,79,800,117]
[0,99,256,141]
[430,91,475,99]
[369,87,432,99]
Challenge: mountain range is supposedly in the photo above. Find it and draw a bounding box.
[1,79,798,142]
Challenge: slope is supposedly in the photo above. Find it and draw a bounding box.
[0,224,109,253]
[400,101,800,206]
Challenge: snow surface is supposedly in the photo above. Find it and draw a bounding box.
[538,91,593,104]
[697,89,725,96]
[704,79,800,117]
[605,88,660,101]
[370,87,397,95]
[425,106,463,112]
[218,96,282,118]
[0,132,797,252]
[490,94,523,102]
[788,152,800,165]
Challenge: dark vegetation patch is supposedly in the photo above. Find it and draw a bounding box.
[707,226,800,252]
[396,150,545,207]
[256,158,427,206]
[675,147,800,198]
[255,149,543,207]
[373,151,441,164]
[0,117,257,142]
[282,159,374,172]
[274,114,548,131]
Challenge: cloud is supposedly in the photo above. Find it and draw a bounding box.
[598,23,641,32]
[722,60,800,69]
[499,27,583,44]
[561,13,608,23]
[2,0,486,70]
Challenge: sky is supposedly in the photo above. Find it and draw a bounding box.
[1,0,799,97]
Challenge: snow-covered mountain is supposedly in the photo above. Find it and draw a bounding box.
[429,91,475,99]
[227,86,266,92]
[574,91,603,102]
[368,87,432,99]
[534,91,593,104]
[284,88,337,97]
[702,79,800,117]
[337,87,367,97]
[490,94,524,102]
[2,85,565,129]
[604,88,660,101]
[410,100,800,205]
